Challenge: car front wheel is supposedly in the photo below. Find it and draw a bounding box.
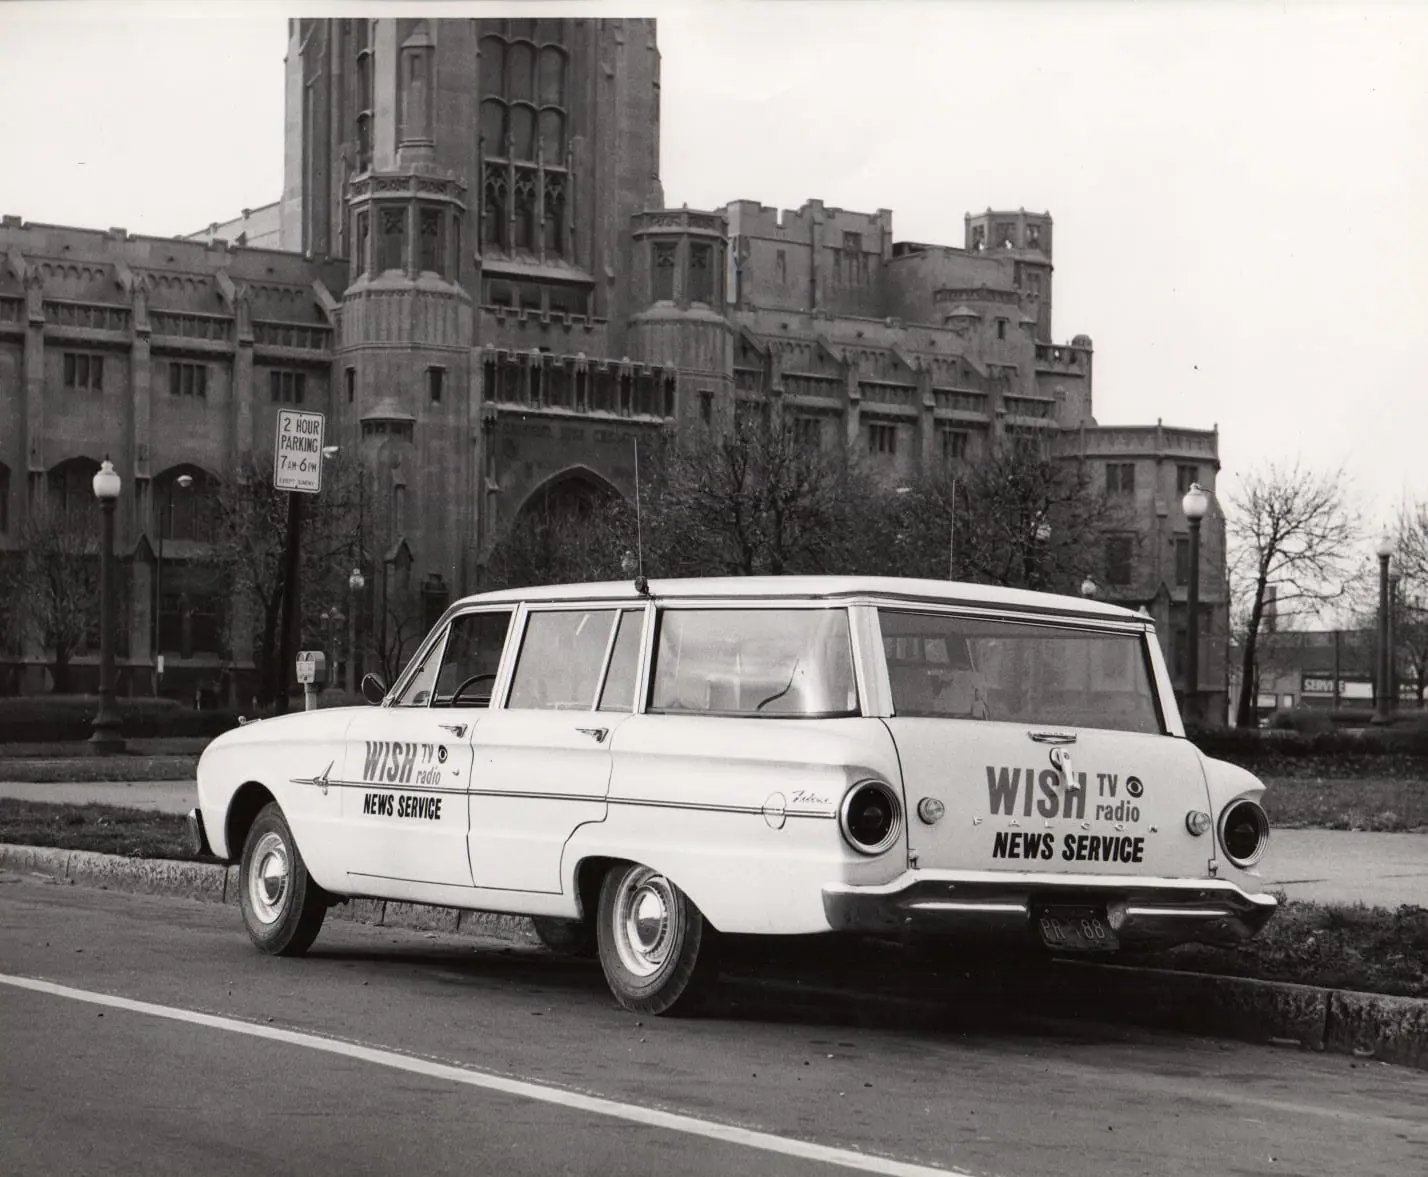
[596,863,719,1016]
[239,802,328,956]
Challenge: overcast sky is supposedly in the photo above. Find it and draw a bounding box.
[2,0,1425,565]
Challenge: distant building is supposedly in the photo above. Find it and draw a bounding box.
[1228,626,1419,723]
[183,202,283,249]
[0,15,1227,710]
[1058,421,1229,724]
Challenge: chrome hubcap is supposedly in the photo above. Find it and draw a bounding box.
[614,868,681,978]
[247,831,289,925]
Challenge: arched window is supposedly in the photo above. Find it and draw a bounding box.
[507,42,535,103]
[478,23,570,260]
[156,467,217,543]
[45,457,101,524]
[537,108,564,159]
[481,50,565,161]
[355,20,375,172]
[480,98,506,151]
[537,47,564,106]
[509,103,536,160]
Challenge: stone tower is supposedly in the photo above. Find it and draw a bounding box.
[964,209,1053,340]
[281,16,667,598]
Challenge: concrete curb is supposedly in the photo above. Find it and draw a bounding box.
[3,842,1423,1070]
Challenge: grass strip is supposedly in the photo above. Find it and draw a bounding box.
[0,737,213,759]
[1260,777,1428,832]
[0,798,212,860]
[0,757,199,783]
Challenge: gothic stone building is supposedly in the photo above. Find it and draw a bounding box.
[0,16,1227,719]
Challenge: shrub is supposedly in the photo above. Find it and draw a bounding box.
[1266,707,1337,735]
[0,695,241,744]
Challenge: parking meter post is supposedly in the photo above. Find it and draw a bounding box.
[275,491,304,714]
[296,652,320,712]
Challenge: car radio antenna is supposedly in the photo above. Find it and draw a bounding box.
[632,439,649,596]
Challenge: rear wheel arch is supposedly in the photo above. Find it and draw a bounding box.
[225,782,276,863]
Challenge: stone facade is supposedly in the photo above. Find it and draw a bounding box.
[184,202,283,250]
[0,15,1228,715]
[0,216,346,699]
[1056,421,1229,723]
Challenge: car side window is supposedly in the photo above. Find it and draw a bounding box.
[391,626,449,708]
[431,609,515,708]
[508,609,618,711]
[648,608,859,718]
[597,609,645,713]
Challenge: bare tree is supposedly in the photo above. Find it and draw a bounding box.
[891,439,1110,593]
[483,486,637,590]
[1377,500,1428,705]
[212,458,365,706]
[370,582,430,686]
[1227,461,1361,727]
[1,505,102,693]
[646,413,883,577]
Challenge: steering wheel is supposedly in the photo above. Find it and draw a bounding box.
[451,672,497,706]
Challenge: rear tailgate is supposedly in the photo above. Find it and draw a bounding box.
[886,717,1214,879]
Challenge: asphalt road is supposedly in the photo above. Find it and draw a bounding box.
[3,778,1424,907]
[2,874,1425,1177]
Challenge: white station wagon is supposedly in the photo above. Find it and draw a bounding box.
[191,575,1276,1015]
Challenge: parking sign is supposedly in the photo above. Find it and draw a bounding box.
[274,410,326,493]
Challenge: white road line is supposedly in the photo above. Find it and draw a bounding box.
[0,972,976,1177]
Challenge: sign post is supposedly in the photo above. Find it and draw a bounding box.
[274,410,327,494]
[274,411,326,715]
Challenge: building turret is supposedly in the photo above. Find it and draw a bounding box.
[627,207,734,430]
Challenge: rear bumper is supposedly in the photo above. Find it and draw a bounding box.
[823,869,1278,948]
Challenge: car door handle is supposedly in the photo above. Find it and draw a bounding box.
[576,727,608,744]
[438,723,467,738]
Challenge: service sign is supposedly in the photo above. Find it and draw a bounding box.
[274,410,326,494]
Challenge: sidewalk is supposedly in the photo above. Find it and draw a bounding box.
[0,779,1423,909]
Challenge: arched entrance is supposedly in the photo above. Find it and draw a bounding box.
[488,468,626,589]
[515,467,622,524]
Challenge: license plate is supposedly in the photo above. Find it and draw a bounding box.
[1035,905,1119,952]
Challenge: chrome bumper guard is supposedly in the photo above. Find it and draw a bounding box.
[823,870,1278,948]
[185,808,212,859]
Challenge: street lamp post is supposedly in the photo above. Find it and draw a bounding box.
[1374,531,1396,725]
[1024,519,1051,588]
[1181,482,1211,727]
[90,458,124,754]
[153,472,193,694]
[347,567,365,694]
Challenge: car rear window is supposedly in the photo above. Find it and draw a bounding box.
[649,608,858,718]
[879,609,1162,734]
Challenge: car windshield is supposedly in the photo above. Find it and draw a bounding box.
[879,608,1162,735]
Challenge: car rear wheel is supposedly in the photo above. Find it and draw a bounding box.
[596,864,719,1015]
[239,802,328,956]
[532,916,597,958]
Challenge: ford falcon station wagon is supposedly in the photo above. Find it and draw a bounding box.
[191,575,1276,1015]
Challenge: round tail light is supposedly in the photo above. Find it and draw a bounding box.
[839,780,902,856]
[1218,799,1270,867]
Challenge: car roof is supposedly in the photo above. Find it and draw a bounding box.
[447,575,1146,623]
